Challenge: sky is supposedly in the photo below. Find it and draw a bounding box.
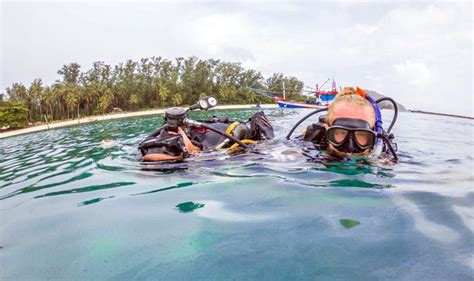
[1,0,472,116]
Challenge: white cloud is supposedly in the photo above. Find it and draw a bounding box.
[1,1,472,115]
[353,24,380,35]
[394,61,432,88]
[190,14,257,63]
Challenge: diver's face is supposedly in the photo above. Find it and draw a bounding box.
[327,103,375,158]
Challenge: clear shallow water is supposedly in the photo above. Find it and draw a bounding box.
[1,108,473,281]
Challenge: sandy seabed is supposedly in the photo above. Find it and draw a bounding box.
[0,104,278,139]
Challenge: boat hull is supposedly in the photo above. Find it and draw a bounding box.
[277,100,327,109]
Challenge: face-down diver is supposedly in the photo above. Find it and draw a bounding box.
[287,87,399,161]
[138,97,274,162]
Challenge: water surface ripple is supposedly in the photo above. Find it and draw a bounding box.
[0,109,473,281]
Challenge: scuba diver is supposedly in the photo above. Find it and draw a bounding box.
[138,97,274,162]
[286,86,399,162]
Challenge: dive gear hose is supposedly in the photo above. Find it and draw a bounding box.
[184,119,250,149]
[375,97,398,134]
[286,108,328,139]
[228,139,256,150]
[378,133,398,161]
[225,122,240,135]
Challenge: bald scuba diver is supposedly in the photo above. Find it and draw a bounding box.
[287,87,399,162]
[138,97,274,162]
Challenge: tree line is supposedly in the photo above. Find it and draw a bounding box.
[1,56,304,128]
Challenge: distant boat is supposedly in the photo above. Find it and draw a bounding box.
[276,99,326,109]
[248,78,339,109]
[277,78,338,109]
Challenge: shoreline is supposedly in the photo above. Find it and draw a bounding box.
[409,110,474,120]
[0,104,277,139]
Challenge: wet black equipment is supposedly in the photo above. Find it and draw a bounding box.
[164,107,187,130]
[326,118,377,153]
[163,97,218,130]
[302,115,328,149]
[139,97,265,159]
[286,93,399,161]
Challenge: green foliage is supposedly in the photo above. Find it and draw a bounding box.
[2,56,305,123]
[265,73,304,101]
[0,102,29,128]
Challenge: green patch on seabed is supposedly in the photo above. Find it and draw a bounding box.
[175,201,205,213]
[339,219,361,229]
[77,196,114,206]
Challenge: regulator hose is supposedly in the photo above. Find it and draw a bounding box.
[378,133,398,161]
[286,108,328,140]
[196,122,250,149]
[375,97,398,134]
[228,139,256,150]
[367,95,383,136]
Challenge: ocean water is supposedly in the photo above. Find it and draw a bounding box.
[0,108,473,281]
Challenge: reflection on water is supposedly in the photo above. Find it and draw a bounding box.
[339,218,361,229]
[0,109,473,281]
[175,201,205,213]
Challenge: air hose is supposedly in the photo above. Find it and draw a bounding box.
[184,120,250,149]
[225,122,240,135]
[286,108,328,139]
[215,122,241,150]
[228,139,256,150]
[367,95,399,161]
[375,97,398,134]
[378,133,398,161]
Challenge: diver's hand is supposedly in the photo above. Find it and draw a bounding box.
[304,122,328,144]
[177,127,201,154]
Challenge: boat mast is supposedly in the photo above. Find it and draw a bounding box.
[319,78,330,92]
[282,81,286,100]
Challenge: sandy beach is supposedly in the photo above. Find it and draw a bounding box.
[0,104,278,139]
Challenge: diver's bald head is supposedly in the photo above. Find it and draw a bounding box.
[327,87,375,127]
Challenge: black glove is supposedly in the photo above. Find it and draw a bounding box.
[304,122,327,147]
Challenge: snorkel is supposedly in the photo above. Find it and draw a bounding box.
[355,87,399,161]
[356,87,384,160]
[356,87,400,161]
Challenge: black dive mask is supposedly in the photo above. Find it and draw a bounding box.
[327,118,377,153]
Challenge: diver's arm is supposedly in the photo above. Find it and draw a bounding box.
[177,127,201,154]
[143,153,184,162]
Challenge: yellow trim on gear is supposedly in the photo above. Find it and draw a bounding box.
[215,122,241,150]
[226,122,240,135]
[228,139,256,150]
[215,141,227,150]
